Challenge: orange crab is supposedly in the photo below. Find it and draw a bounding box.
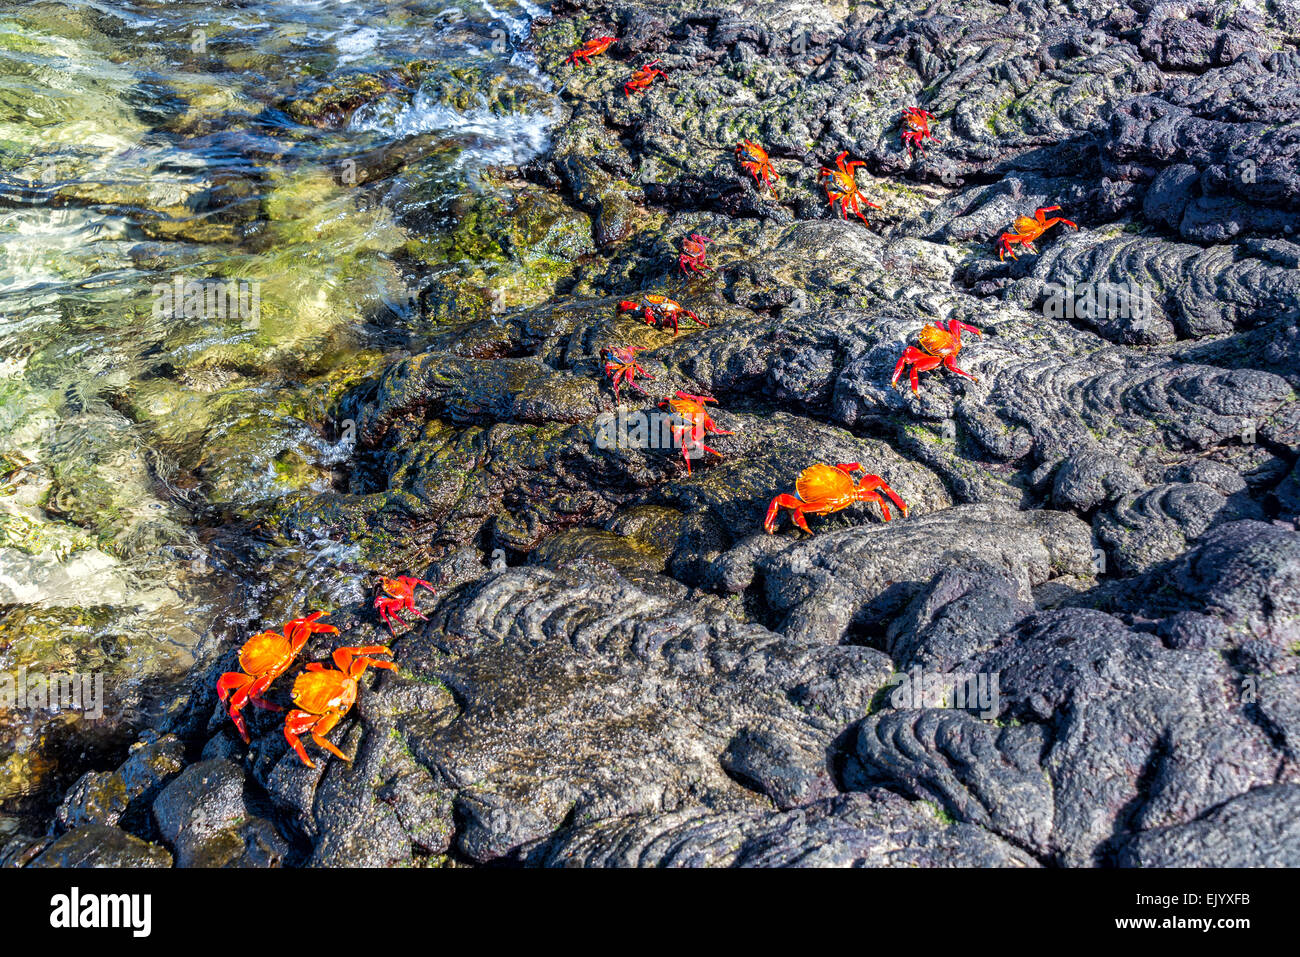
[618,294,706,335]
[901,108,939,156]
[996,206,1078,260]
[819,151,881,225]
[602,346,654,400]
[736,140,779,198]
[624,59,666,96]
[658,391,733,475]
[216,611,339,743]
[892,319,982,394]
[373,575,435,635]
[765,463,909,534]
[566,36,616,66]
[284,645,396,768]
[679,233,712,274]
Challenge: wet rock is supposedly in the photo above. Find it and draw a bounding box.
[754,503,1093,645]
[153,759,292,868]
[31,824,172,868]
[258,560,903,863]
[55,733,185,831]
[521,790,1037,867]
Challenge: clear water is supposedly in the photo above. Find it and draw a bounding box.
[0,0,554,828]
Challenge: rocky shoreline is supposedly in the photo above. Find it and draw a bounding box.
[18,0,1300,867]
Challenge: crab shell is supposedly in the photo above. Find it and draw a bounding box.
[792,463,864,512]
[290,668,357,719]
[917,322,959,357]
[238,630,298,675]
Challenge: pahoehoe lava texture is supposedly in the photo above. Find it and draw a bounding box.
[39,0,1300,866]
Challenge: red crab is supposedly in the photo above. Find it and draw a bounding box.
[736,139,780,198]
[996,206,1078,261]
[373,575,436,635]
[603,346,654,400]
[819,151,881,226]
[566,36,616,67]
[618,294,707,335]
[624,59,666,96]
[901,108,939,156]
[679,233,712,274]
[284,645,396,768]
[658,391,733,475]
[216,612,339,743]
[765,463,909,534]
[892,319,982,394]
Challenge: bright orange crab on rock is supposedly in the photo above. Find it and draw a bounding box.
[624,60,666,96]
[284,645,397,768]
[736,140,779,198]
[819,151,881,226]
[996,206,1078,261]
[658,391,733,475]
[892,319,982,394]
[566,36,615,66]
[373,575,435,635]
[765,463,909,534]
[901,108,939,156]
[618,294,706,335]
[679,233,712,274]
[216,612,339,743]
[602,346,654,400]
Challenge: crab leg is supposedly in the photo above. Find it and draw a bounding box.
[312,732,350,762]
[332,645,396,675]
[284,710,320,767]
[376,603,405,634]
[942,354,979,382]
[892,347,943,393]
[859,476,909,518]
[859,490,895,520]
[764,494,813,533]
[216,673,256,742]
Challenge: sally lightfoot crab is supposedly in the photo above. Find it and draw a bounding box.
[374,575,435,635]
[764,462,909,535]
[602,346,654,400]
[618,294,706,335]
[996,206,1078,261]
[566,36,615,66]
[679,233,712,274]
[736,140,780,198]
[900,108,939,156]
[765,463,909,534]
[658,391,733,475]
[284,645,397,768]
[892,319,982,394]
[624,60,666,96]
[819,151,881,226]
[216,611,339,743]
